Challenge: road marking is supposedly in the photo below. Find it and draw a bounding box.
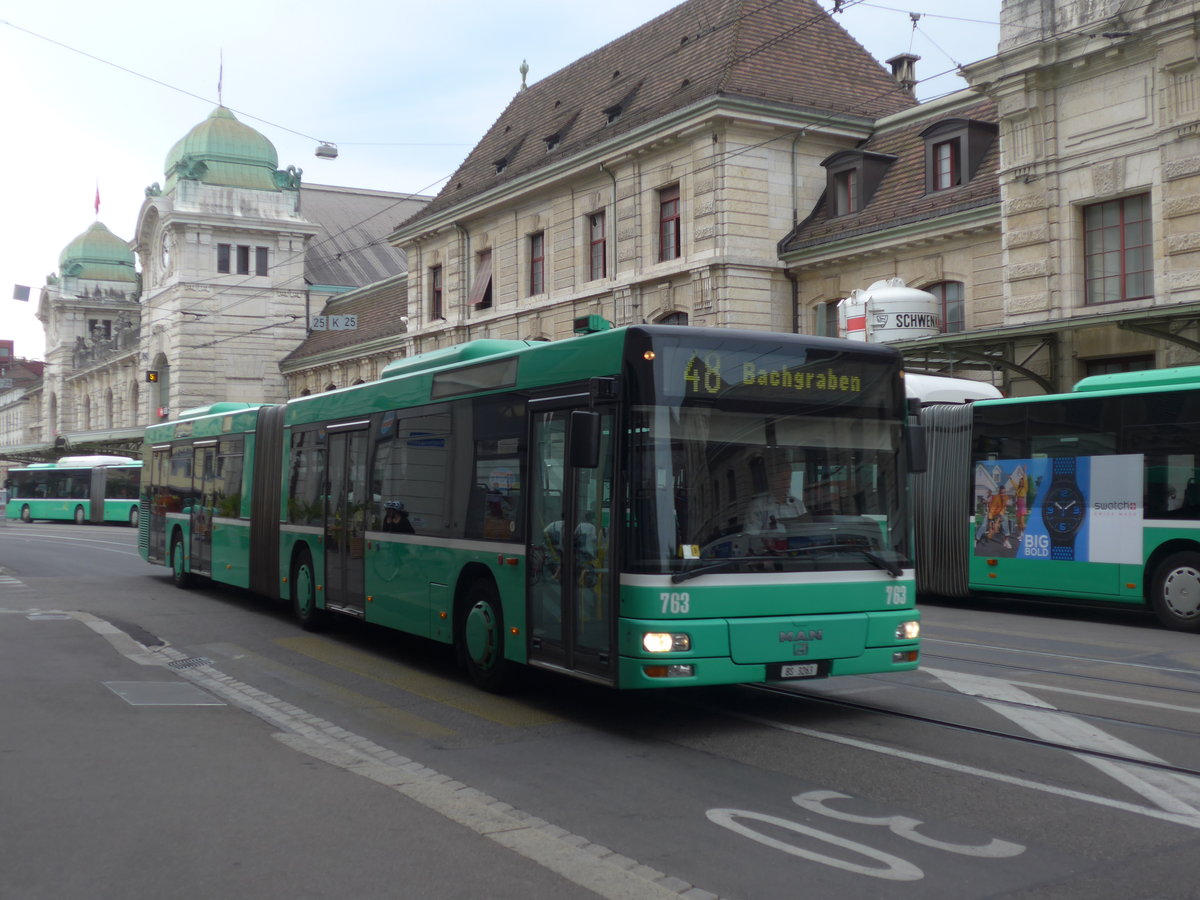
[729,709,1200,830]
[276,635,562,728]
[925,637,1200,678]
[205,643,457,740]
[67,616,715,900]
[924,667,1200,820]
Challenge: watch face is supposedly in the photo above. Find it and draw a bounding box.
[160,234,172,272]
[1042,485,1085,536]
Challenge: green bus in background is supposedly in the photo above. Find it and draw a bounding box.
[140,323,924,691]
[917,364,1200,632]
[5,455,142,526]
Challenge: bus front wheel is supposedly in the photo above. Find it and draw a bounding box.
[19,505,31,523]
[1150,552,1200,632]
[291,549,328,632]
[129,507,139,528]
[170,532,195,589]
[73,505,86,525]
[457,579,517,693]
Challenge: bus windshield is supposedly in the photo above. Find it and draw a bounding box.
[625,404,907,576]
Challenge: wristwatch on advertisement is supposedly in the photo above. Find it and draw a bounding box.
[1041,456,1085,560]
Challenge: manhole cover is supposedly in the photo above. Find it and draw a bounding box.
[104,682,224,706]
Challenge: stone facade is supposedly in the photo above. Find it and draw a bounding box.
[956,0,1200,392]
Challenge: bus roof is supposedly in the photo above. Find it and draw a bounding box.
[56,455,138,467]
[904,372,1002,404]
[1072,365,1200,393]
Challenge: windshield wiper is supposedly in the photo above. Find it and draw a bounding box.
[671,559,741,584]
[775,542,904,577]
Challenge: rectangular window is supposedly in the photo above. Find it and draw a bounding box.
[932,140,960,190]
[589,212,607,281]
[236,245,251,275]
[813,302,839,337]
[217,243,231,274]
[928,281,965,334]
[529,232,545,296]
[469,250,493,309]
[833,170,858,215]
[255,246,269,276]
[1084,193,1152,304]
[430,265,443,319]
[659,185,680,262]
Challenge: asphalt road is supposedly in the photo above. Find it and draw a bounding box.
[2,517,1199,899]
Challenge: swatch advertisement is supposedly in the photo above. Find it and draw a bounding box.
[973,454,1142,563]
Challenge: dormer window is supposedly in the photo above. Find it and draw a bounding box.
[833,170,858,215]
[932,140,960,190]
[603,81,643,127]
[821,150,896,218]
[920,118,997,193]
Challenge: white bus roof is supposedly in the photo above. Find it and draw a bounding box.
[904,372,1003,404]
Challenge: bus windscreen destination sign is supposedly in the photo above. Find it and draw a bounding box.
[657,342,878,405]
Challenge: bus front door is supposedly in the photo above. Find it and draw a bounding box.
[324,426,368,617]
[527,405,615,682]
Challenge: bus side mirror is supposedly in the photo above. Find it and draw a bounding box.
[906,398,927,474]
[569,410,601,469]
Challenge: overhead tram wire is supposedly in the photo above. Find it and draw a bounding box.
[77,0,878,336]
[3,0,946,348]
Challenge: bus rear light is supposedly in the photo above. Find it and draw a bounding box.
[895,620,920,640]
[986,558,998,566]
[642,632,691,653]
[892,650,919,664]
[644,664,695,678]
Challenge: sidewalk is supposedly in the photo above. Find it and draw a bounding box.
[0,601,676,900]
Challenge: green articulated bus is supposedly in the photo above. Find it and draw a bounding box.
[140,324,924,690]
[917,364,1200,632]
[6,455,142,526]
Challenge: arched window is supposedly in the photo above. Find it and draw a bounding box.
[128,381,139,427]
[926,281,964,334]
[83,396,92,430]
[658,311,688,326]
[105,388,114,429]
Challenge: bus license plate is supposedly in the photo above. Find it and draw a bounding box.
[768,661,829,680]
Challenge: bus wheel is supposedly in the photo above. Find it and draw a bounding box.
[457,579,517,693]
[129,507,139,528]
[1151,552,1200,632]
[170,532,195,589]
[73,505,86,525]
[291,549,328,632]
[19,505,31,523]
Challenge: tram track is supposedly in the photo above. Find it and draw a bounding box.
[737,682,1200,781]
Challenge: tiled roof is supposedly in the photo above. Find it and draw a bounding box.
[300,183,430,288]
[400,0,915,229]
[781,97,999,254]
[281,277,409,366]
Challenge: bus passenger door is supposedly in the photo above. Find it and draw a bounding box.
[191,442,216,576]
[527,404,615,682]
[325,425,368,617]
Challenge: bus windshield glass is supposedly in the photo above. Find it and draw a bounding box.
[623,331,908,577]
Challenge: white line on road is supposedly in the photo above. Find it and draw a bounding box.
[923,667,1200,820]
[58,608,724,900]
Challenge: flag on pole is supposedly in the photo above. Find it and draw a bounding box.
[12,285,30,302]
[94,184,100,216]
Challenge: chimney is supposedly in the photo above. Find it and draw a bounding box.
[886,53,920,95]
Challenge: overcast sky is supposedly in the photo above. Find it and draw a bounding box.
[0,0,1000,360]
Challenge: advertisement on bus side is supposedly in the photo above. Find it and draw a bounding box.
[972,455,1142,564]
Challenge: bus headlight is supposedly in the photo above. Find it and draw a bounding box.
[643,632,691,653]
[896,620,920,641]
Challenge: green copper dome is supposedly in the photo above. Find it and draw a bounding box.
[58,222,137,283]
[164,106,287,192]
